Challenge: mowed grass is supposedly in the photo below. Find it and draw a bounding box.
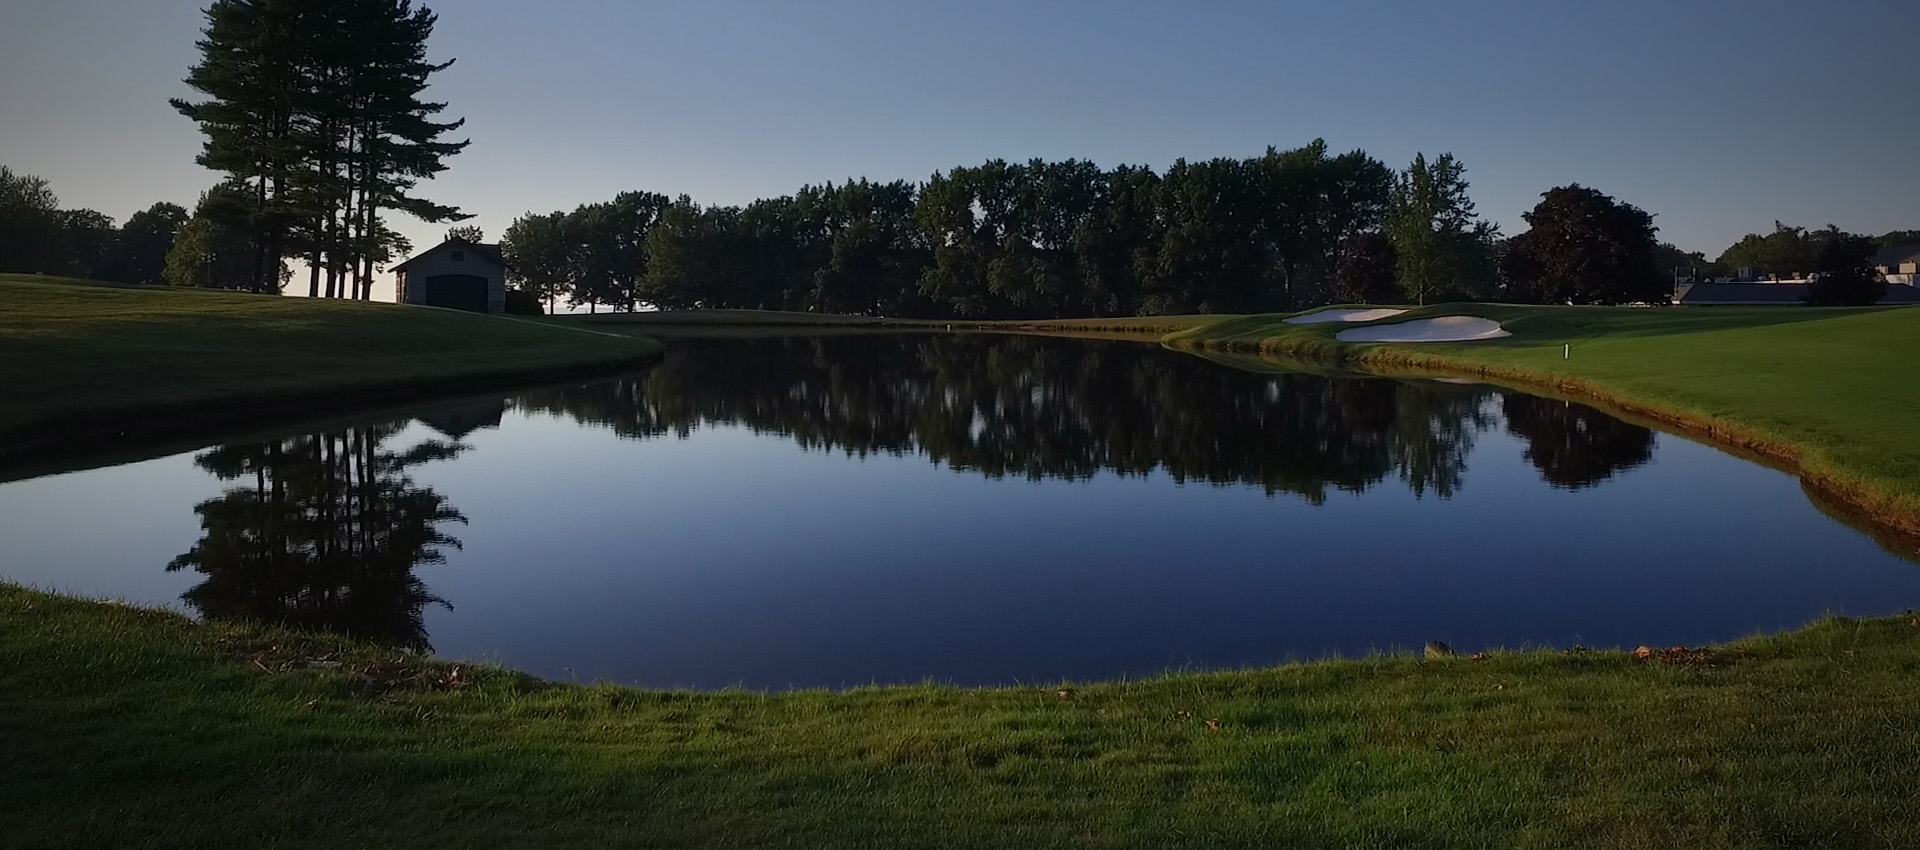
[564,308,1226,342]
[5,584,1918,849]
[0,276,660,452]
[1170,304,1920,534]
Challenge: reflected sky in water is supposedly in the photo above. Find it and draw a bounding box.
[3,335,1916,690]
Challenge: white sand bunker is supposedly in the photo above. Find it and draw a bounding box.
[1282,307,1408,325]
[1336,315,1511,343]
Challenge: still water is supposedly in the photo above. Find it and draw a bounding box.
[3,335,1916,690]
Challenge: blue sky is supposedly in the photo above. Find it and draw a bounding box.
[4,0,1916,290]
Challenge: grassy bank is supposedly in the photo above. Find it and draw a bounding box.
[563,308,1225,342]
[1169,304,1920,537]
[5,583,1917,848]
[0,277,661,461]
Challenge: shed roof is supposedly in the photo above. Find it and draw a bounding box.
[391,237,505,272]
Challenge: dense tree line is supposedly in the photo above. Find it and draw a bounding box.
[172,0,470,297]
[503,141,1508,318]
[0,165,190,285]
[1715,223,1914,282]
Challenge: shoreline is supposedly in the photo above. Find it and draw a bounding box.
[1167,336,1920,546]
[1162,305,1920,546]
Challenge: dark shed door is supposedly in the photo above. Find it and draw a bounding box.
[423,274,489,313]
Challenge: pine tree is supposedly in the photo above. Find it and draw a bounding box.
[175,0,469,300]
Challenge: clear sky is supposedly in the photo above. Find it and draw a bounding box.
[4,0,1916,300]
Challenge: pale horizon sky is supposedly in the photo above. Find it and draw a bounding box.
[4,0,1917,301]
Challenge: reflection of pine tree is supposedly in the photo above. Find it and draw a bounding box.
[1501,395,1655,488]
[168,425,466,651]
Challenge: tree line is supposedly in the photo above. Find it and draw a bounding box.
[0,166,188,285]
[503,142,1777,315]
[503,142,1530,318]
[1716,222,1914,279]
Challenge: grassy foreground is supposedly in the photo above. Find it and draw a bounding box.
[6,584,1920,849]
[1169,304,1920,537]
[0,276,660,459]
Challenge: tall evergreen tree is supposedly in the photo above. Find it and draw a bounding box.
[175,0,469,300]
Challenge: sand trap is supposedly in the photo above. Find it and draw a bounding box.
[1282,307,1408,325]
[1336,315,1511,343]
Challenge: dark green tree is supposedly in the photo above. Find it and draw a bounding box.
[1332,232,1400,304]
[1500,185,1668,305]
[103,202,191,284]
[165,182,283,290]
[0,165,65,274]
[57,209,120,279]
[1803,229,1887,306]
[501,211,573,313]
[1718,222,1814,281]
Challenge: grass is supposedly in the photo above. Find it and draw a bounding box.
[5,583,1919,848]
[559,308,1227,341]
[1168,303,1920,537]
[0,276,661,462]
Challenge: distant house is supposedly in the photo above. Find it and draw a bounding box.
[392,237,507,314]
[1875,244,1920,286]
[1674,282,1920,306]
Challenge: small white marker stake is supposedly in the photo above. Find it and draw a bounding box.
[1564,344,1570,360]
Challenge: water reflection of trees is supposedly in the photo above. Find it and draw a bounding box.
[167,425,467,651]
[1501,395,1655,488]
[519,336,1655,503]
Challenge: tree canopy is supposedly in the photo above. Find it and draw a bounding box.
[1803,229,1886,306]
[1500,185,1668,305]
[1384,153,1497,306]
[505,141,1435,318]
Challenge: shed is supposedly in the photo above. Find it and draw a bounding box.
[392,237,507,314]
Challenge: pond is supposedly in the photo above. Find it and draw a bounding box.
[4,334,1917,690]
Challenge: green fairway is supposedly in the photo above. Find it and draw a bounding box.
[1169,304,1920,537]
[5,584,1917,849]
[0,277,661,459]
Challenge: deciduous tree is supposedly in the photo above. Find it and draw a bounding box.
[1500,185,1667,305]
[0,165,64,274]
[1803,230,1886,306]
[1385,153,1493,305]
